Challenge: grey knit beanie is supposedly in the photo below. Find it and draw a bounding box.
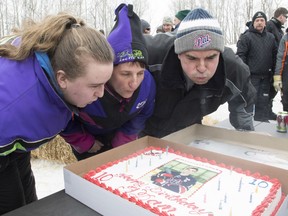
[174,8,224,54]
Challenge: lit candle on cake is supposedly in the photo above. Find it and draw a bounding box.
[149,157,152,166]
[135,157,138,167]
[238,177,242,192]
[255,185,258,193]
[230,166,233,175]
[166,146,169,155]
[249,192,253,203]
[218,178,221,191]
[218,200,222,210]
[224,193,227,203]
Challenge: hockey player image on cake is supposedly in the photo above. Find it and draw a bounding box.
[151,166,198,194]
[148,160,219,195]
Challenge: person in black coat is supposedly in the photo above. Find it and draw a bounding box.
[237,11,278,122]
[141,8,256,138]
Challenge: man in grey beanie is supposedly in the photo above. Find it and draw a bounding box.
[141,8,256,138]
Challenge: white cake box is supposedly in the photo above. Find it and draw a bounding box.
[64,125,288,216]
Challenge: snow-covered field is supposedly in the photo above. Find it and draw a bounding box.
[32,93,283,199]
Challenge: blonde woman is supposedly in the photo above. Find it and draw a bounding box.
[0,13,114,214]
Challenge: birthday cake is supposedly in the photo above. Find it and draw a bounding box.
[84,146,283,216]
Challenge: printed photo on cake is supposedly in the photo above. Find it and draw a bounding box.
[142,160,219,196]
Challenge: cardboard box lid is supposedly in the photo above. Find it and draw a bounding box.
[162,124,288,170]
[163,124,288,152]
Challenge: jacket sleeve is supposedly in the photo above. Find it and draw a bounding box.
[236,34,249,64]
[60,118,95,153]
[226,53,256,131]
[272,36,279,74]
[111,72,156,148]
[274,35,288,76]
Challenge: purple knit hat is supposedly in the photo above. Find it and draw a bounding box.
[107,4,148,65]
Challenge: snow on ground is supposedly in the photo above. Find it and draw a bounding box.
[32,93,283,199]
[31,159,65,199]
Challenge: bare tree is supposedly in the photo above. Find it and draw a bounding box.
[0,0,288,45]
[131,0,148,19]
[170,0,195,13]
[0,1,4,36]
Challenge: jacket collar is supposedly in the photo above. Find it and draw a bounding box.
[271,17,283,29]
[35,52,63,97]
[35,52,79,114]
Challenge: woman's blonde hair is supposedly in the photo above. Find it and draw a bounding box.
[0,12,114,79]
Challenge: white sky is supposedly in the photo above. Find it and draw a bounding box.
[115,0,173,34]
[142,0,173,34]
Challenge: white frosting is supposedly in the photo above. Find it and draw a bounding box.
[86,148,282,216]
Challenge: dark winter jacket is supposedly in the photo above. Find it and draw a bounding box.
[266,17,285,45]
[141,34,256,138]
[275,34,288,77]
[236,26,278,77]
[0,52,73,156]
[61,70,156,153]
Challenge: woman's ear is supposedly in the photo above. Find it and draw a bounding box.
[56,70,67,89]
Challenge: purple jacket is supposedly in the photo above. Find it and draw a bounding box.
[0,54,72,156]
[61,69,156,153]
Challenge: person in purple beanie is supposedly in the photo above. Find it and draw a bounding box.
[61,4,156,161]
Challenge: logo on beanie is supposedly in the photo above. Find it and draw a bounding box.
[117,49,145,64]
[194,34,211,49]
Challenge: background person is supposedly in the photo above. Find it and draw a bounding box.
[61,4,156,161]
[173,9,190,32]
[141,19,151,34]
[162,16,174,33]
[274,28,288,112]
[0,13,114,214]
[237,11,278,122]
[266,7,288,44]
[156,25,164,33]
[266,7,288,120]
[141,8,256,138]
